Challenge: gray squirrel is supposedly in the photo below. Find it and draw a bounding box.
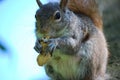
[34,0,109,80]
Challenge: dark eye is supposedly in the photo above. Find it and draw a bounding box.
[54,11,61,21]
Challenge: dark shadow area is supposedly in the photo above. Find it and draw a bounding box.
[0,37,11,53]
[0,43,7,52]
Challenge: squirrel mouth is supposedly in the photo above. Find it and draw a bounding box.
[39,24,68,39]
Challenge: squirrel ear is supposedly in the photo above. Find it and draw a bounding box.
[36,0,43,8]
[60,0,68,11]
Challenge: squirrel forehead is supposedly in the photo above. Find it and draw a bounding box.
[36,2,60,18]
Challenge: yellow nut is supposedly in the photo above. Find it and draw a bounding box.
[37,53,51,66]
[36,36,52,66]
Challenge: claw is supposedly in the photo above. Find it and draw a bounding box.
[37,40,42,48]
[34,46,41,53]
[34,39,42,53]
[46,39,57,55]
[48,42,56,51]
[49,43,57,56]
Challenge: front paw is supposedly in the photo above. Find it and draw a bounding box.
[47,39,58,54]
[34,39,42,53]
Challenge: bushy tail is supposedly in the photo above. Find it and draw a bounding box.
[67,0,118,30]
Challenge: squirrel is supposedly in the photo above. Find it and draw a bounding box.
[34,0,109,80]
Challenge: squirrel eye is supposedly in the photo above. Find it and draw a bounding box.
[54,11,61,21]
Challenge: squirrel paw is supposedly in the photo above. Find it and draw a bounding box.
[47,39,58,54]
[34,39,42,53]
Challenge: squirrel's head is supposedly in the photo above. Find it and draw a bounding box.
[35,0,70,38]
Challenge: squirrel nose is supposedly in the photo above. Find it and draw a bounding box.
[40,26,49,34]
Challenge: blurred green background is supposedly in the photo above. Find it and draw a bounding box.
[103,0,120,80]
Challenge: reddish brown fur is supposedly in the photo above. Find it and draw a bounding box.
[67,0,103,30]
